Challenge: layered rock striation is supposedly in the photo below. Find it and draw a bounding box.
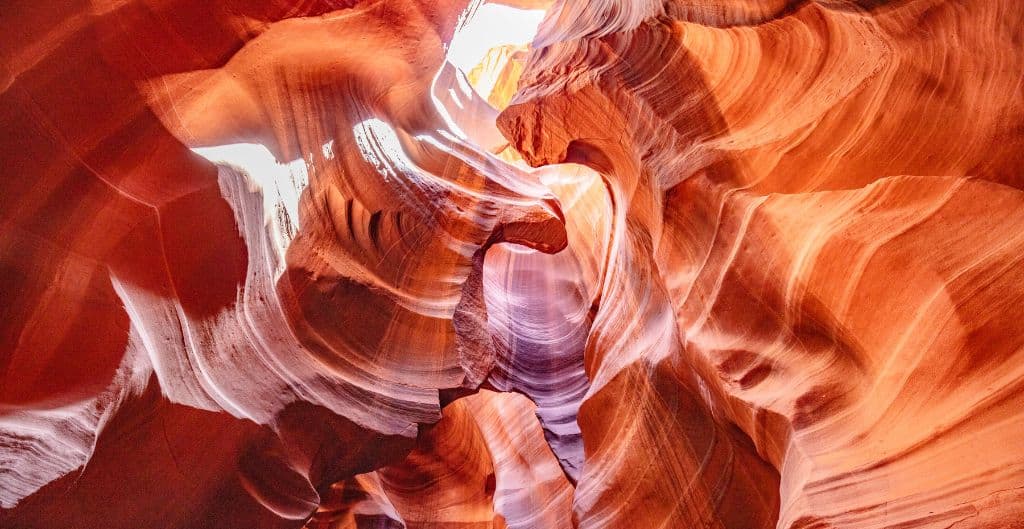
[499,1,1024,527]
[2,0,1023,528]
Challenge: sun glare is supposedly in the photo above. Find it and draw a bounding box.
[446,3,547,106]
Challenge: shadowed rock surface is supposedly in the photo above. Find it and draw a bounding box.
[2,0,1023,528]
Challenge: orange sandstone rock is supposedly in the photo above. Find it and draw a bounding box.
[3,0,1024,528]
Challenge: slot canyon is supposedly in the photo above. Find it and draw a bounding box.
[2,0,1023,527]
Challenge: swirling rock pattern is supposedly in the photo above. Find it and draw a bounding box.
[500,0,1024,528]
[2,0,1023,528]
[308,391,573,529]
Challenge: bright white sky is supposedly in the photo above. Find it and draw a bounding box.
[446,4,546,73]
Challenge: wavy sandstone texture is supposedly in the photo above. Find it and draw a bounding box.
[1,0,1022,528]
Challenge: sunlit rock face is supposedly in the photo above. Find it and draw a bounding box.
[1,0,1022,528]
[500,1,1024,528]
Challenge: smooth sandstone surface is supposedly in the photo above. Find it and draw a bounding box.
[2,0,1022,528]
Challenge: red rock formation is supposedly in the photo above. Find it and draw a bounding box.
[1,1,565,526]
[499,1,1024,528]
[3,0,1024,528]
[308,391,573,529]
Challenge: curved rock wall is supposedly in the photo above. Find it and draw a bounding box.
[2,0,1023,528]
[499,1,1024,528]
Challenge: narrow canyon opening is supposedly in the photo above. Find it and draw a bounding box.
[3,1,1023,528]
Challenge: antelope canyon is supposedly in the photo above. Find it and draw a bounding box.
[2,0,1023,528]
